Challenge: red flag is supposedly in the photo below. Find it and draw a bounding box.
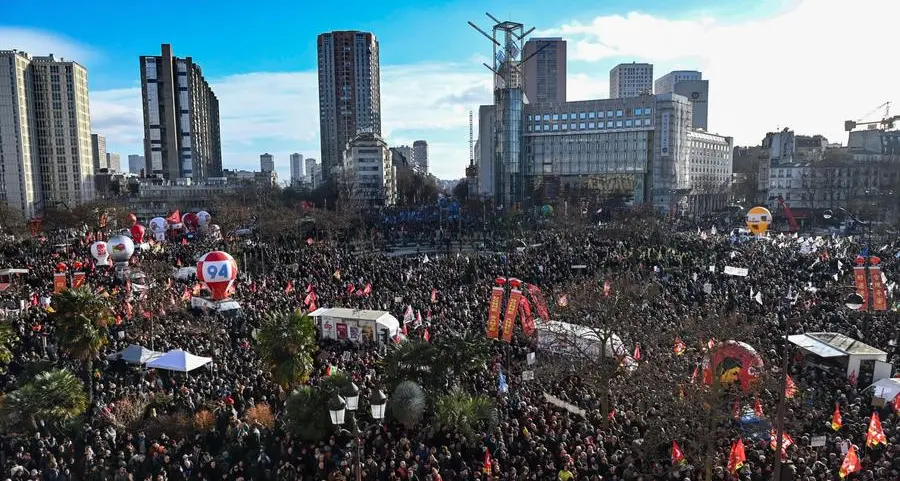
[754,397,764,418]
[671,440,686,466]
[726,439,746,474]
[284,281,294,294]
[482,448,492,474]
[607,409,616,420]
[557,294,568,307]
[894,394,900,413]
[673,337,686,355]
[732,399,741,419]
[181,238,187,246]
[785,375,798,398]
[632,343,641,361]
[325,365,333,377]
[306,237,314,246]
[839,444,861,478]
[603,280,611,297]
[866,411,887,447]
[402,323,408,336]
[430,288,438,303]
[690,365,699,384]
[518,298,535,336]
[363,283,372,296]
[770,430,794,458]
[848,370,858,386]
[306,283,314,293]
[831,403,842,431]
[423,328,431,343]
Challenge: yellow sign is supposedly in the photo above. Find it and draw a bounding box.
[745,206,772,235]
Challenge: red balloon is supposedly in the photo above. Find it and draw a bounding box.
[508,278,522,288]
[196,251,238,301]
[870,256,881,266]
[73,261,83,270]
[130,224,146,244]
[183,213,200,232]
[855,256,866,266]
[495,277,507,286]
[55,262,67,273]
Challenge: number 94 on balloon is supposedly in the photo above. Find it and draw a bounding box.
[203,261,232,282]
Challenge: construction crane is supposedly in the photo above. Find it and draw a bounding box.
[768,195,799,233]
[844,101,900,131]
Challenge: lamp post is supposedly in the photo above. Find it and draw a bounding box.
[329,384,388,481]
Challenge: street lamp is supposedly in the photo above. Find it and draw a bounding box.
[844,293,865,311]
[329,388,388,481]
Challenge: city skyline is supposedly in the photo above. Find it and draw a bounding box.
[1,0,897,182]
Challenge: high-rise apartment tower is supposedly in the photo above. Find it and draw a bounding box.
[523,38,566,104]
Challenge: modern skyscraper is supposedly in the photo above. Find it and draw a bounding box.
[140,44,222,181]
[609,62,653,99]
[91,134,108,171]
[128,154,145,175]
[0,50,95,217]
[305,157,318,187]
[106,152,121,172]
[260,153,274,173]
[655,70,709,130]
[317,31,382,181]
[413,140,429,174]
[523,38,566,104]
[289,153,303,185]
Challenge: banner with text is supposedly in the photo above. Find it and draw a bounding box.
[53,273,68,293]
[72,272,86,289]
[870,267,887,311]
[853,266,869,311]
[526,283,550,323]
[501,289,522,342]
[519,297,535,336]
[486,287,504,339]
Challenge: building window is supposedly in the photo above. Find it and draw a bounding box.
[588,122,595,129]
[579,123,585,129]
[543,124,550,131]
[645,108,652,115]
[616,121,623,127]
[607,121,614,128]
[561,123,567,130]
[579,113,586,119]
[616,110,623,117]
[625,120,633,127]
[634,108,642,115]
[552,114,559,121]
[571,123,576,130]
[598,111,604,118]
[588,112,595,119]
[552,124,559,131]
[561,113,568,120]
[527,115,532,121]
[542,114,550,121]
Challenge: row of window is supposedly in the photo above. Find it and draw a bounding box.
[529,118,652,132]
[528,107,651,122]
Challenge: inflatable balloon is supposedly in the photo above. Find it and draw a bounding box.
[701,340,764,392]
[183,212,200,232]
[541,205,553,216]
[196,251,238,301]
[73,261,83,270]
[107,235,135,264]
[745,206,771,236]
[55,262,67,273]
[149,217,167,234]
[196,211,211,227]
[130,224,146,244]
[90,241,110,266]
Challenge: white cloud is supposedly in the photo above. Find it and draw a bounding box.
[545,0,899,146]
[0,27,98,63]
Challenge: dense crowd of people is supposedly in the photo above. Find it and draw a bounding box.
[0,211,898,481]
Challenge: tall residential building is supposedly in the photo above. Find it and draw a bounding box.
[655,70,709,130]
[609,62,653,99]
[140,44,222,182]
[317,31,382,182]
[0,51,95,217]
[106,152,121,172]
[522,38,566,104]
[412,140,428,174]
[128,154,145,175]
[305,157,319,188]
[260,153,274,173]
[91,134,108,171]
[290,153,304,185]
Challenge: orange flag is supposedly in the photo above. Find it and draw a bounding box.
[831,404,842,431]
[726,439,746,474]
[866,411,887,447]
[482,447,492,474]
[673,337,686,355]
[671,440,686,466]
[753,397,764,418]
[839,444,861,478]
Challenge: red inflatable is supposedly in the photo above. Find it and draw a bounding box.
[702,340,764,392]
[196,251,238,300]
[183,212,200,232]
[130,224,146,244]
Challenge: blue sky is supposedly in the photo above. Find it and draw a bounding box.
[2,0,898,181]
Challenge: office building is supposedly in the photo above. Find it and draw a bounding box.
[140,44,222,181]
[343,133,395,206]
[0,51,95,217]
[523,38,566,104]
[260,153,274,173]
[655,70,709,130]
[317,31,382,181]
[128,154,145,175]
[412,140,428,174]
[685,130,733,213]
[106,152,121,172]
[609,62,653,99]
[290,153,304,185]
[91,134,108,171]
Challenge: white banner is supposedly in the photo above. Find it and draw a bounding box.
[724,266,749,277]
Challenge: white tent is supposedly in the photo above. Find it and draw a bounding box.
[106,344,163,364]
[866,378,900,402]
[788,332,887,377]
[535,320,625,358]
[146,349,212,372]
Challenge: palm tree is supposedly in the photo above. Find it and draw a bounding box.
[51,287,114,403]
[1,369,88,431]
[390,380,426,429]
[283,373,352,442]
[255,310,318,388]
[380,339,438,391]
[432,390,497,441]
[0,322,16,371]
